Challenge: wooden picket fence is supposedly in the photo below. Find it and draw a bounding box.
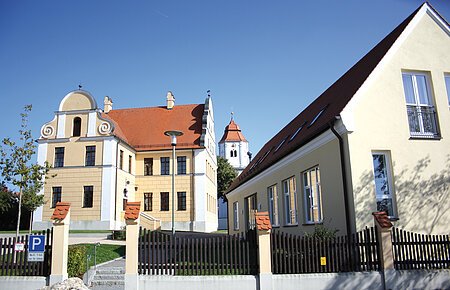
[138,229,258,275]
[0,229,52,276]
[270,227,381,274]
[392,227,450,270]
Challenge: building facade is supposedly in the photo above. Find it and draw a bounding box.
[34,91,218,232]
[226,3,450,236]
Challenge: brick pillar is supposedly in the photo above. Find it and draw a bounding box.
[124,201,141,290]
[372,211,395,290]
[255,212,273,290]
[49,202,71,286]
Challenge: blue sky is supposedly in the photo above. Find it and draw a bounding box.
[1,0,449,156]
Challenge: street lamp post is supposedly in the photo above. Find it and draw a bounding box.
[164,130,183,235]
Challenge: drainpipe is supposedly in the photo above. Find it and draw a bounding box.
[114,139,120,227]
[329,118,352,238]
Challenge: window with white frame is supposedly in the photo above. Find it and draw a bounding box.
[303,166,323,224]
[402,72,439,138]
[233,201,239,230]
[372,152,397,219]
[282,176,297,225]
[445,74,450,106]
[268,185,279,226]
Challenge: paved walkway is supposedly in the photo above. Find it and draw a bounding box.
[68,233,125,245]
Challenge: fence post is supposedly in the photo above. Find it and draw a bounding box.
[49,202,71,286]
[125,202,141,290]
[255,212,273,290]
[372,211,394,290]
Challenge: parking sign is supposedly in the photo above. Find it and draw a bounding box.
[28,235,45,262]
[29,235,45,252]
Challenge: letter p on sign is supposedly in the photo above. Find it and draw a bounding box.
[29,235,45,252]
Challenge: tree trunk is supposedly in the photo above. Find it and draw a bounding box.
[28,211,33,235]
[16,186,22,239]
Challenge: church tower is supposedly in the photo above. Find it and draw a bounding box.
[218,114,250,175]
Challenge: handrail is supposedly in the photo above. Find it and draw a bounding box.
[140,211,161,222]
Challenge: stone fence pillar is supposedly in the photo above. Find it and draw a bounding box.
[255,212,272,290]
[372,211,395,290]
[124,201,141,290]
[49,202,71,286]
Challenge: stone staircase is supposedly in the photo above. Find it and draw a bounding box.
[88,258,125,290]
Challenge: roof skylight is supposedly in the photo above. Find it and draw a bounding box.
[289,121,307,142]
[307,106,328,128]
[274,138,286,153]
[258,148,272,164]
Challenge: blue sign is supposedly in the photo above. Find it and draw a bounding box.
[29,235,45,252]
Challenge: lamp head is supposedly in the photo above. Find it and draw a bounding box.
[164,130,184,146]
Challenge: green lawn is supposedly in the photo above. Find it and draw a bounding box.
[71,244,125,268]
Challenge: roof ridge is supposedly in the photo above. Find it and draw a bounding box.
[107,103,201,113]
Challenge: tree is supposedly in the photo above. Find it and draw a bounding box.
[0,184,14,214]
[0,105,50,237]
[217,156,237,201]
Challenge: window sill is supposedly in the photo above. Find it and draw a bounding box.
[284,223,298,227]
[303,222,324,226]
[409,135,441,141]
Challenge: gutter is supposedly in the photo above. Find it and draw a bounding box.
[329,117,352,238]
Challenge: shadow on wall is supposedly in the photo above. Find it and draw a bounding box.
[353,155,450,235]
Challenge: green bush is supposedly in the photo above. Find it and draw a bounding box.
[112,230,126,240]
[304,225,338,240]
[68,245,87,277]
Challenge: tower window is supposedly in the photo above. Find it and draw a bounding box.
[73,117,81,137]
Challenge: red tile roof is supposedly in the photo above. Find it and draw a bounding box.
[51,202,71,221]
[226,4,426,194]
[219,119,247,143]
[124,202,141,220]
[103,104,205,151]
[255,212,272,231]
[372,212,393,229]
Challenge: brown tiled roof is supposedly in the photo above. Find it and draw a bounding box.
[103,104,205,151]
[372,211,393,229]
[226,4,425,194]
[51,202,71,221]
[124,201,141,220]
[255,212,272,231]
[219,119,247,143]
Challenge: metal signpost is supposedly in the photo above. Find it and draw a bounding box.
[28,235,45,262]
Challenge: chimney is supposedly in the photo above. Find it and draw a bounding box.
[166,91,175,110]
[104,96,113,113]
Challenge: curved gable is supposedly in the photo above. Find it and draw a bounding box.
[59,90,98,111]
